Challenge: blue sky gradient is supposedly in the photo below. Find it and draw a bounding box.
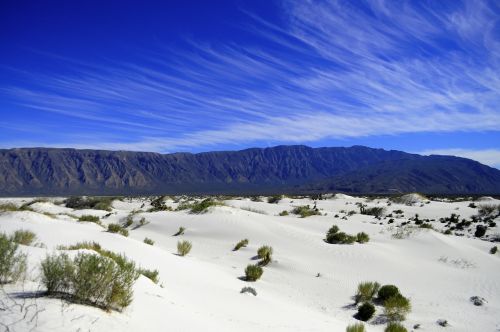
[1,0,499,167]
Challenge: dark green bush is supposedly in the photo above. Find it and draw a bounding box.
[11,229,37,245]
[385,323,407,332]
[78,215,100,223]
[190,198,220,214]
[357,302,376,321]
[474,225,487,237]
[291,205,321,218]
[107,223,129,237]
[326,232,356,244]
[267,195,282,204]
[65,196,115,211]
[245,264,263,281]
[257,245,273,266]
[384,294,411,322]
[378,284,400,302]
[41,253,74,293]
[0,233,27,283]
[233,239,249,251]
[173,227,185,236]
[356,232,370,244]
[360,206,386,217]
[490,246,498,254]
[143,237,154,245]
[279,210,289,216]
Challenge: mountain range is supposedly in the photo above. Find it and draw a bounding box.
[0,145,499,196]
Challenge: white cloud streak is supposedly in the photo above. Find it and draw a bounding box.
[420,148,500,168]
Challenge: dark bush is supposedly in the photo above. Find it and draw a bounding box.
[78,215,100,223]
[267,195,282,204]
[233,239,249,251]
[245,264,263,281]
[0,233,27,283]
[356,302,376,321]
[474,225,487,237]
[326,232,356,244]
[378,284,400,302]
[356,232,370,243]
[490,246,498,254]
[107,223,129,237]
[291,205,321,218]
[65,196,114,211]
[384,294,411,322]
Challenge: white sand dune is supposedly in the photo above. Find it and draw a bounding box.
[1,196,499,331]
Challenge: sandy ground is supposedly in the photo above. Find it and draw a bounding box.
[0,194,499,332]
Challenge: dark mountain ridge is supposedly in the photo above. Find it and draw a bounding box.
[0,145,499,196]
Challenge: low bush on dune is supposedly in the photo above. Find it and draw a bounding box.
[0,203,34,213]
[278,210,289,216]
[385,323,408,332]
[143,237,154,245]
[355,281,380,304]
[189,198,222,214]
[490,246,498,254]
[267,195,282,204]
[356,302,376,321]
[474,225,487,237]
[346,323,366,332]
[378,285,400,302]
[107,223,129,237]
[173,226,186,236]
[233,239,249,251]
[245,264,263,281]
[359,204,386,217]
[383,293,411,322]
[78,215,101,224]
[64,196,115,211]
[11,229,37,246]
[257,245,273,266]
[291,205,321,218]
[177,240,192,256]
[148,196,173,212]
[325,225,368,245]
[137,267,159,284]
[0,233,27,284]
[356,232,370,243]
[41,252,138,310]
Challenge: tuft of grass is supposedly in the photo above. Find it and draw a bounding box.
[78,215,101,224]
[177,240,192,256]
[0,203,33,212]
[278,210,289,216]
[245,264,263,281]
[107,224,129,237]
[257,245,273,266]
[189,198,222,214]
[0,233,27,284]
[233,239,249,251]
[355,281,380,304]
[346,323,366,332]
[137,268,159,284]
[385,323,408,332]
[143,238,155,245]
[356,232,370,244]
[291,205,321,218]
[11,229,37,246]
[384,294,411,322]
[267,195,282,204]
[240,206,267,214]
[173,227,186,236]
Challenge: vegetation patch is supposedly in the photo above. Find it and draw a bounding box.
[107,223,129,237]
[143,237,155,245]
[257,245,273,266]
[78,214,101,224]
[64,196,115,211]
[233,239,249,251]
[346,323,366,332]
[245,264,263,281]
[10,229,37,246]
[291,205,321,218]
[177,240,192,256]
[0,233,27,284]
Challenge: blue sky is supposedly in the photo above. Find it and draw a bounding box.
[1,0,499,167]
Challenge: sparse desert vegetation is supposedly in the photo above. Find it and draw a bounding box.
[177,240,192,256]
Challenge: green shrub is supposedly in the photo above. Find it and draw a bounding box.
[267,195,282,204]
[11,229,37,245]
[326,232,356,244]
[0,203,33,212]
[346,323,366,332]
[190,198,221,214]
[356,302,375,321]
[137,268,159,284]
[326,225,340,239]
[233,239,249,251]
[124,216,133,228]
[355,281,380,304]
[58,241,101,251]
[173,227,185,236]
[360,206,385,217]
[278,210,289,216]
[107,223,129,237]
[65,196,115,211]
[177,240,192,256]
[356,232,370,244]
[257,245,273,266]
[490,246,498,254]
[41,253,74,293]
[245,264,263,281]
[143,238,154,245]
[384,294,411,322]
[385,323,407,332]
[0,233,27,283]
[291,205,321,218]
[378,284,400,302]
[78,215,100,223]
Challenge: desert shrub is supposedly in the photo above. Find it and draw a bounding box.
[65,196,114,211]
[0,233,27,284]
[78,215,100,223]
[267,195,282,204]
[468,202,477,208]
[326,232,356,244]
[233,239,249,251]
[40,253,74,293]
[291,205,321,218]
[59,241,101,251]
[384,294,411,322]
[385,323,407,332]
[107,223,129,237]
[326,225,340,239]
[0,203,32,212]
[356,232,370,244]
[173,227,185,236]
[245,264,263,281]
[474,225,487,237]
[257,245,273,266]
[137,268,159,284]
[355,281,380,304]
[41,252,138,310]
[478,204,497,217]
[279,210,289,216]
[177,240,192,256]
[346,323,366,332]
[490,246,498,254]
[378,285,400,302]
[11,229,37,246]
[143,238,154,245]
[190,198,220,214]
[360,206,386,217]
[149,196,173,212]
[357,302,376,321]
[123,216,133,228]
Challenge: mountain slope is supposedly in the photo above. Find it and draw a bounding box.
[0,145,499,195]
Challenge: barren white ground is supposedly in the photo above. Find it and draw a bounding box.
[1,194,499,332]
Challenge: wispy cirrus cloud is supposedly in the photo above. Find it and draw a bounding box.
[1,0,499,152]
[420,148,500,169]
